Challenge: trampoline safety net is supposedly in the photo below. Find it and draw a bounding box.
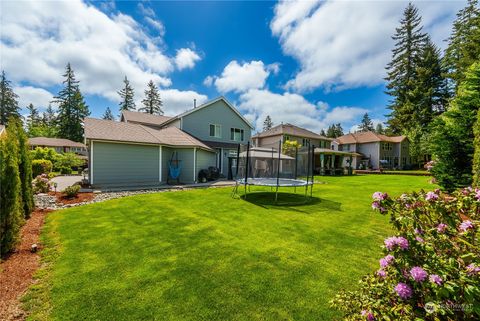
[232,139,315,201]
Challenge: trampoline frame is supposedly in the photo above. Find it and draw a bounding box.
[232,141,316,203]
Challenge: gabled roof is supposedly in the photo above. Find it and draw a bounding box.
[161,96,254,129]
[84,118,212,151]
[121,110,172,127]
[252,123,332,141]
[334,131,407,144]
[29,137,86,148]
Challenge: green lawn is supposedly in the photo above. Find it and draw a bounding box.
[26,175,434,320]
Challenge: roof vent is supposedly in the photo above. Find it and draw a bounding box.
[193,99,197,108]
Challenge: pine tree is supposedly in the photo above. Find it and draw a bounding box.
[0,119,23,256]
[263,115,273,131]
[102,107,115,120]
[0,71,21,125]
[334,123,344,137]
[359,113,374,132]
[53,63,90,142]
[320,129,326,137]
[385,3,428,134]
[12,118,34,218]
[375,123,385,134]
[326,124,336,138]
[472,109,480,186]
[139,80,163,115]
[443,0,480,91]
[431,62,480,190]
[118,76,136,112]
[26,103,40,135]
[40,104,58,137]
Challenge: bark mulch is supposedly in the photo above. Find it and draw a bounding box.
[49,191,95,205]
[0,209,50,321]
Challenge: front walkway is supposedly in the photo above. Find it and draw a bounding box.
[88,179,236,192]
[50,175,83,191]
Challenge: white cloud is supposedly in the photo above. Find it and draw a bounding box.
[137,3,155,17]
[144,17,165,36]
[0,0,201,103]
[213,60,271,94]
[174,48,201,70]
[14,86,54,110]
[203,76,214,87]
[160,89,208,116]
[271,0,463,92]
[237,89,366,133]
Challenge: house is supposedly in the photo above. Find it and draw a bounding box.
[85,97,253,187]
[332,131,410,170]
[28,137,87,155]
[252,123,332,149]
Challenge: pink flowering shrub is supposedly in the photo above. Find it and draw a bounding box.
[330,188,480,320]
[32,174,51,194]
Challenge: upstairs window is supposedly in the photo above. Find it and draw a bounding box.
[230,128,244,141]
[302,138,310,146]
[209,124,222,138]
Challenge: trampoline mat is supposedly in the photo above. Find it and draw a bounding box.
[236,178,313,187]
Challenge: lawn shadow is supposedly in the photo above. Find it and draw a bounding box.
[239,192,342,214]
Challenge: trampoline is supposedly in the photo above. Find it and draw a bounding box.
[232,140,316,203]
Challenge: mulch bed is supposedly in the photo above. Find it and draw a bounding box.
[0,209,51,321]
[48,191,95,205]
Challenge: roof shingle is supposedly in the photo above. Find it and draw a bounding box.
[29,137,86,148]
[334,131,406,144]
[121,110,172,127]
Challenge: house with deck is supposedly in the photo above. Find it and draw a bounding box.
[84,97,253,187]
[332,131,410,170]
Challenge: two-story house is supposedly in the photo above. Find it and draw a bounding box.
[332,131,410,170]
[252,123,332,149]
[84,96,253,187]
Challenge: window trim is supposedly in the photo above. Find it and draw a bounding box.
[230,127,244,142]
[209,124,222,138]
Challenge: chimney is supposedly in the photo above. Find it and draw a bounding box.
[193,99,197,108]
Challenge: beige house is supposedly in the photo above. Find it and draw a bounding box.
[333,131,410,170]
[28,137,87,155]
[252,123,332,149]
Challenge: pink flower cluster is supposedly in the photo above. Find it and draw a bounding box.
[394,282,412,300]
[372,192,388,201]
[361,310,375,320]
[425,191,439,201]
[429,274,443,285]
[466,263,480,276]
[476,189,480,201]
[459,220,474,233]
[436,223,447,233]
[384,236,409,251]
[410,266,428,282]
[379,255,395,268]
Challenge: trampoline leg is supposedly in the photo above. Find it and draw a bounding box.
[275,187,279,203]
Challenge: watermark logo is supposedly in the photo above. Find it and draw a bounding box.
[425,301,472,313]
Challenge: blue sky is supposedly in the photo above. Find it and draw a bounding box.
[1,0,465,133]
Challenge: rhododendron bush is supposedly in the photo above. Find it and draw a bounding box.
[330,188,479,320]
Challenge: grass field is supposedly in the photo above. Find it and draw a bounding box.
[25,175,435,320]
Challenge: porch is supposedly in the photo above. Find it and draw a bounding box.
[313,148,362,176]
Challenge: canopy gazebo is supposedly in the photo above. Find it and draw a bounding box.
[313,148,362,176]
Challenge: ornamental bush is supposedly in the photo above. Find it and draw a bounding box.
[62,184,80,198]
[32,159,53,177]
[32,174,51,194]
[331,189,480,320]
[15,119,35,218]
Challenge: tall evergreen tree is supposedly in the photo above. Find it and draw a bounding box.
[334,123,344,137]
[443,0,480,91]
[320,129,326,137]
[26,103,40,135]
[12,118,34,218]
[40,104,58,137]
[53,64,90,142]
[118,76,136,112]
[0,71,21,125]
[375,123,385,134]
[385,3,428,134]
[139,80,163,115]
[359,113,374,132]
[263,115,273,131]
[326,124,336,138]
[472,109,480,186]
[102,107,115,121]
[0,120,23,256]
[431,62,480,190]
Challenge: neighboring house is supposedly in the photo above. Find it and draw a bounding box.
[252,123,332,149]
[333,131,410,170]
[85,96,253,187]
[0,124,5,135]
[28,137,87,155]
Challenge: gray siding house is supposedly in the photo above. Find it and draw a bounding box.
[252,123,332,149]
[332,131,410,170]
[84,96,252,187]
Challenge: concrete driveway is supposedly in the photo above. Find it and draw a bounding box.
[51,175,83,191]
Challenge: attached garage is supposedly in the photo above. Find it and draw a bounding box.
[91,141,160,186]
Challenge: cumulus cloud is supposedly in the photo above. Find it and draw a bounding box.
[137,2,155,17]
[271,0,463,92]
[159,89,208,116]
[237,89,366,133]
[203,76,214,87]
[14,86,54,110]
[175,48,202,70]
[212,60,272,94]
[0,0,203,104]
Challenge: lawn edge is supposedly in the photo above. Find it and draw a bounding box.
[21,213,61,321]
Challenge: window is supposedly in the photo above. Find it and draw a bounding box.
[230,128,244,141]
[302,138,310,146]
[209,124,222,138]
